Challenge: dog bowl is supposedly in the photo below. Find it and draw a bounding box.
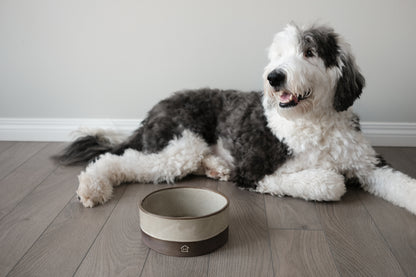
[139,186,229,257]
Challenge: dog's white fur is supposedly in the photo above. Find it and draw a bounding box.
[75,24,416,215]
[77,130,210,207]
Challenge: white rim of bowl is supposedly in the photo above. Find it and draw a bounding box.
[139,186,230,220]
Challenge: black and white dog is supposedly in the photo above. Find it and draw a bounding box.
[55,24,416,214]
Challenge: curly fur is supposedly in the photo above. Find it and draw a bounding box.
[54,23,416,215]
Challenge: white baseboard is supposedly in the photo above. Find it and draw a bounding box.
[0,118,415,147]
[360,122,416,147]
[0,118,139,142]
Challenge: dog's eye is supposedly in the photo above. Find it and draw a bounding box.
[304,49,314,58]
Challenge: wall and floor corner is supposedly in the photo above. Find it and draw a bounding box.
[0,118,416,146]
[1,0,415,146]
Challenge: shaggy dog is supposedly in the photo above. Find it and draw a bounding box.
[54,23,416,215]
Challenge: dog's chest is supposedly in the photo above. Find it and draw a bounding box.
[267,113,358,173]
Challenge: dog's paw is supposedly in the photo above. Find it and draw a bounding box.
[76,171,113,208]
[257,169,346,201]
[201,155,231,181]
[205,167,231,181]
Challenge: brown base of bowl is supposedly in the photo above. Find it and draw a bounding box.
[141,227,228,257]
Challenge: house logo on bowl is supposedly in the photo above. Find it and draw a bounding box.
[180,245,190,253]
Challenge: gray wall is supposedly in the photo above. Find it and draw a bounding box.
[1,0,415,122]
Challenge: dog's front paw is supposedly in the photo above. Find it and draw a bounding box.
[202,155,231,181]
[257,169,346,201]
[76,171,113,208]
[205,163,231,181]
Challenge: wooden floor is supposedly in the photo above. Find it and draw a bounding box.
[0,142,415,277]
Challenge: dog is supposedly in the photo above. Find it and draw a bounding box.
[54,23,416,215]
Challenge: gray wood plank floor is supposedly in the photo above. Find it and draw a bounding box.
[0,141,415,277]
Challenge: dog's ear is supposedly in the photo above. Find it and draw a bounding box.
[334,51,365,112]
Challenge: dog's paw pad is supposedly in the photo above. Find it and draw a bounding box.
[205,167,230,181]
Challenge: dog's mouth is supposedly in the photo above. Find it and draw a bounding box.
[277,89,312,108]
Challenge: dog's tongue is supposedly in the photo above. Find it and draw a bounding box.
[280,92,298,104]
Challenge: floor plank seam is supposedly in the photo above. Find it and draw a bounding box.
[357,194,408,277]
[206,253,210,277]
[268,227,323,231]
[263,195,277,276]
[72,185,128,277]
[0,142,49,183]
[314,202,343,277]
[0,165,61,222]
[5,190,75,277]
[138,249,150,277]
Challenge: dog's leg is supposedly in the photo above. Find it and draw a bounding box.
[196,154,231,181]
[256,169,346,201]
[359,165,416,214]
[76,130,210,207]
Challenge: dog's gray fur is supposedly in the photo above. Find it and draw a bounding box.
[54,26,364,189]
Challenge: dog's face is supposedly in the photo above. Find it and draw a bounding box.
[263,24,365,117]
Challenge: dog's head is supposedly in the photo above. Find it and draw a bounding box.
[263,24,365,117]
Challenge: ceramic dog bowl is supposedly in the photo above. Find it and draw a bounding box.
[139,186,229,257]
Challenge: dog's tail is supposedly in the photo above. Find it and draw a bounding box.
[52,128,137,166]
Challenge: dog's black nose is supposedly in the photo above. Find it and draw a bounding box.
[267,70,286,88]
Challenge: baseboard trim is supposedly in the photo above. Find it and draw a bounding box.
[360,122,416,147]
[0,118,139,142]
[0,118,415,146]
